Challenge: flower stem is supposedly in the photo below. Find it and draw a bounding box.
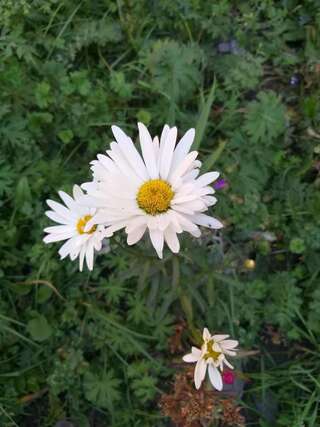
[172,256,200,345]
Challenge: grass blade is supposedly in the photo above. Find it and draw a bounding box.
[193,78,217,150]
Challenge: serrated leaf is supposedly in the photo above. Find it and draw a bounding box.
[83,370,121,409]
[244,91,286,143]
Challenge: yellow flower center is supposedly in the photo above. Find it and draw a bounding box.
[137,179,174,215]
[76,215,97,235]
[204,340,221,361]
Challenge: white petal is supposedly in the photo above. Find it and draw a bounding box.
[183,168,200,181]
[70,245,81,260]
[173,200,206,214]
[85,240,94,271]
[192,160,202,169]
[172,193,199,205]
[111,125,129,143]
[79,246,86,272]
[212,342,222,352]
[195,172,220,188]
[107,143,141,185]
[208,364,223,391]
[43,225,74,234]
[203,196,217,207]
[170,151,198,187]
[170,128,195,173]
[192,347,202,356]
[58,191,79,212]
[198,186,215,196]
[105,220,128,234]
[183,352,200,363]
[172,210,198,228]
[212,334,229,342]
[221,340,239,350]
[172,212,201,237]
[147,215,161,230]
[97,153,117,174]
[164,227,180,253]
[223,359,234,369]
[110,125,144,176]
[203,327,211,340]
[223,349,237,356]
[127,225,146,245]
[159,126,177,180]
[58,236,79,259]
[149,229,164,259]
[160,124,170,144]
[73,185,84,200]
[192,214,223,229]
[45,210,71,225]
[125,216,147,234]
[167,210,183,234]
[138,122,158,179]
[43,233,72,243]
[46,200,76,220]
[153,136,160,159]
[157,213,171,231]
[194,358,207,390]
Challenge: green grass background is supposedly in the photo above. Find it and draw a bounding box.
[1,1,320,426]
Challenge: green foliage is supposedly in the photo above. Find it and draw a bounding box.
[244,91,287,143]
[1,0,320,426]
[26,314,53,342]
[83,370,121,410]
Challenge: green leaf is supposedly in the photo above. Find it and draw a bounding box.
[15,176,31,209]
[83,370,121,409]
[27,315,53,342]
[143,40,202,122]
[58,129,74,144]
[70,71,91,96]
[37,285,53,303]
[110,71,133,98]
[131,376,157,403]
[202,139,227,172]
[136,110,151,125]
[35,82,52,109]
[289,238,306,254]
[244,91,287,143]
[193,78,217,150]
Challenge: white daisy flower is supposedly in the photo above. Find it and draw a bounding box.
[82,123,223,259]
[183,327,238,391]
[43,185,110,271]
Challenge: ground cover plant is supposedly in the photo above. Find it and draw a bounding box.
[1,0,320,426]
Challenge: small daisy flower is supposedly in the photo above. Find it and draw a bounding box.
[82,123,223,258]
[183,327,238,391]
[43,185,110,271]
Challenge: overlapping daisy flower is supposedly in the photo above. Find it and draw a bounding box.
[43,185,110,271]
[183,327,238,391]
[81,123,223,259]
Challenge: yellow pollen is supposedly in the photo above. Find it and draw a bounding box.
[137,179,174,215]
[204,340,221,361]
[76,215,96,235]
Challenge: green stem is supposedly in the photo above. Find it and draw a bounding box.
[172,256,201,345]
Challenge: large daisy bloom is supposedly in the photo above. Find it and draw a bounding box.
[43,185,110,271]
[183,328,238,391]
[82,123,223,258]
